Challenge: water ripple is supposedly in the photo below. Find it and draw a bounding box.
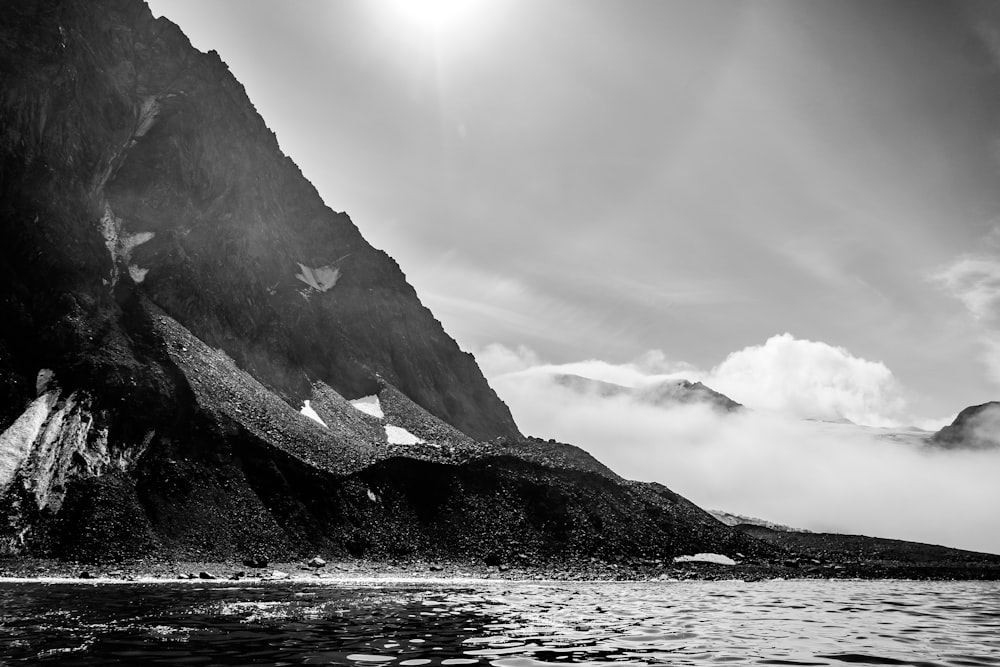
[0,580,997,665]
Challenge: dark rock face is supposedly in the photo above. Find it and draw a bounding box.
[0,0,518,443]
[0,0,766,564]
[931,402,1000,450]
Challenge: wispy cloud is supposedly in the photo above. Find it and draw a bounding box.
[932,228,1000,384]
[933,257,1000,321]
[772,231,865,288]
[476,345,694,390]
[604,275,742,309]
[407,255,602,349]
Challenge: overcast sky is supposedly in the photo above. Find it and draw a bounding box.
[146,1,1000,548]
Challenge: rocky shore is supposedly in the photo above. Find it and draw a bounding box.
[2,552,998,583]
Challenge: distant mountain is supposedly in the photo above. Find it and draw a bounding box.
[931,402,1000,450]
[551,374,633,399]
[636,379,742,412]
[552,374,742,412]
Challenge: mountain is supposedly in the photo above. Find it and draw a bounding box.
[931,402,1000,450]
[0,0,768,564]
[1,0,519,444]
[552,374,742,412]
[636,379,742,412]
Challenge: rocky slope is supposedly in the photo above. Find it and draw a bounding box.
[734,525,1000,579]
[0,0,771,565]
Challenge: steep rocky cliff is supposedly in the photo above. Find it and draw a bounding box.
[0,0,518,443]
[0,0,765,564]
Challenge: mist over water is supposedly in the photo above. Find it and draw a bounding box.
[1,580,997,665]
[486,367,1000,555]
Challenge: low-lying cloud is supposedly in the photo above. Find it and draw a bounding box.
[705,333,906,427]
[477,337,1000,555]
[482,333,912,426]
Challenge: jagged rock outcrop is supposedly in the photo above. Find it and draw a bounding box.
[0,0,769,564]
[931,402,1000,450]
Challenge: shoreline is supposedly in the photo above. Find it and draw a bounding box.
[2,557,998,584]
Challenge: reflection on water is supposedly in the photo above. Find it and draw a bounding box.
[0,580,998,665]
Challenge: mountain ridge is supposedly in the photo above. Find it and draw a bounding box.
[0,0,519,443]
[0,0,769,565]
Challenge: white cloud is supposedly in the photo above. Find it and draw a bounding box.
[475,345,692,390]
[703,333,906,427]
[484,333,910,427]
[475,343,540,377]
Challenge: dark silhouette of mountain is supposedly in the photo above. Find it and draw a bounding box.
[552,374,741,412]
[931,402,1000,450]
[0,0,767,564]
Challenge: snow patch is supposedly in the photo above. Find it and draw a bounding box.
[134,96,160,138]
[98,202,155,287]
[0,377,149,526]
[123,231,155,255]
[673,553,737,565]
[351,396,384,419]
[0,390,60,491]
[384,425,425,445]
[35,369,55,396]
[128,265,149,283]
[295,262,340,292]
[300,400,327,428]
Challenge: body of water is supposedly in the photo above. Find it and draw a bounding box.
[0,579,997,665]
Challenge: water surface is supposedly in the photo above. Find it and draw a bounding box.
[0,579,997,665]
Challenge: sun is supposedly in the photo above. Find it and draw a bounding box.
[384,0,491,36]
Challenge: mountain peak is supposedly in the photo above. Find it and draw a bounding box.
[931,401,1000,450]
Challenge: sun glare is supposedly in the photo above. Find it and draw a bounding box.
[384,0,492,36]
